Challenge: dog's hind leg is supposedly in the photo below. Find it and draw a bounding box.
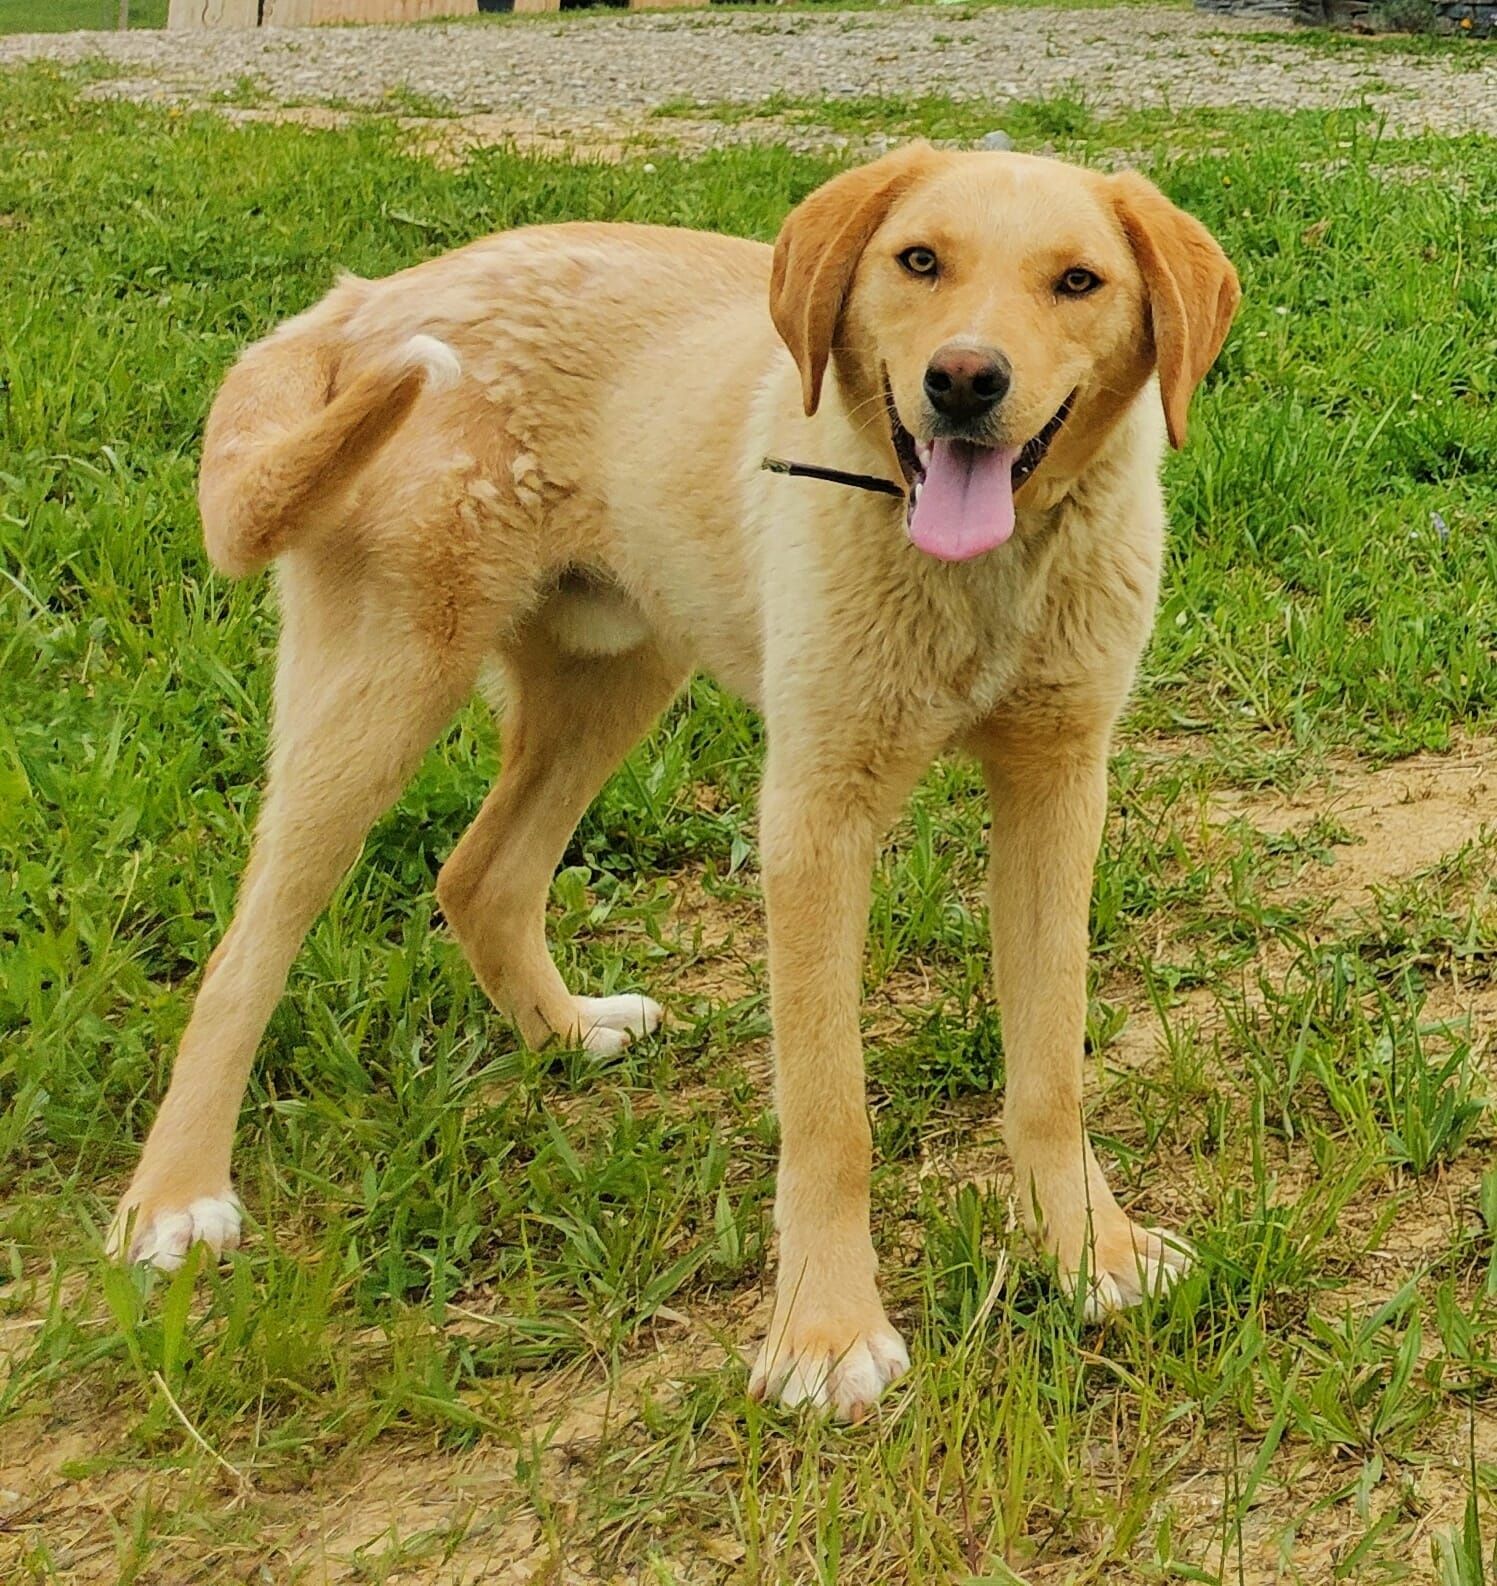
[110,572,487,1271]
[436,628,687,1054]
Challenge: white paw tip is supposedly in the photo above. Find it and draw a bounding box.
[400,333,461,390]
[575,993,664,1040]
[1081,1273,1128,1323]
[124,1194,242,1272]
[579,1024,632,1057]
[751,1328,910,1421]
[1076,1230,1193,1320]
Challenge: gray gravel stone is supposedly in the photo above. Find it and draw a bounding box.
[1,7,1491,140]
[979,129,1015,151]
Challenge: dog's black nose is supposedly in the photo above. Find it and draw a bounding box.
[923,345,1012,424]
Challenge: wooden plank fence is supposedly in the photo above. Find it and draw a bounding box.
[168,0,705,21]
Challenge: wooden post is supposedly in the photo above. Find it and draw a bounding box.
[168,0,259,25]
[117,0,130,27]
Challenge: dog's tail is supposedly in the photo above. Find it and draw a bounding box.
[198,327,461,578]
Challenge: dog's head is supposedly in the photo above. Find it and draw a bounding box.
[770,143,1240,561]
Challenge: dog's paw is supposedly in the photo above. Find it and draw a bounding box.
[108,1191,242,1272]
[572,993,663,1054]
[1062,1214,1192,1321]
[748,1304,909,1421]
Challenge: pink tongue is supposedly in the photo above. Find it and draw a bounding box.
[907,439,1020,563]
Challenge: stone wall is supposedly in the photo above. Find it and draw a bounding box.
[1192,0,1294,16]
[1196,0,1496,32]
[1192,0,1300,15]
[1426,0,1497,32]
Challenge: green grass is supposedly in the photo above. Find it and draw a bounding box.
[0,0,167,31]
[2,66,1496,1584]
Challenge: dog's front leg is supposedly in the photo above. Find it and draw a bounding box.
[978,722,1190,1315]
[747,738,929,1421]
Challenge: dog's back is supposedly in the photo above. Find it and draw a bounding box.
[198,224,773,581]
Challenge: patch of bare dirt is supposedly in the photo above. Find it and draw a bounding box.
[403,113,633,167]
[0,1345,742,1585]
[215,103,637,165]
[664,874,763,1009]
[1215,739,1495,912]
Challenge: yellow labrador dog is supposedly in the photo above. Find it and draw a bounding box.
[112,143,1238,1419]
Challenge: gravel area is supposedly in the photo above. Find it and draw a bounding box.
[2,8,1493,140]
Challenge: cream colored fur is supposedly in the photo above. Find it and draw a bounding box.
[109,145,1239,1421]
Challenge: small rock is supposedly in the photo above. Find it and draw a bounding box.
[979,129,1014,151]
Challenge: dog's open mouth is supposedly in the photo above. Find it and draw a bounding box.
[887,385,1074,563]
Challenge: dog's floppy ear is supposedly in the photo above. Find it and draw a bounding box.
[771,143,940,416]
[1110,172,1240,449]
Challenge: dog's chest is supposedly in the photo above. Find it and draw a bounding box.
[920,537,1062,718]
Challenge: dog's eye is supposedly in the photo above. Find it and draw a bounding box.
[1057,267,1102,297]
[898,247,939,278]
